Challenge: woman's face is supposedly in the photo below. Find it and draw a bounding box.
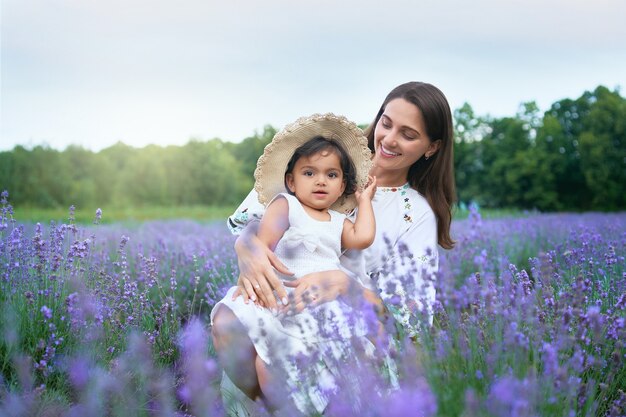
[371,98,440,181]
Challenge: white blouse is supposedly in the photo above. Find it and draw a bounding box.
[227,184,439,333]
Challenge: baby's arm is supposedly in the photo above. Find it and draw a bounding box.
[257,196,290,251]
[341,176,377,250]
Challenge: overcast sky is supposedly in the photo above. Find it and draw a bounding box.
[2,0,625,151]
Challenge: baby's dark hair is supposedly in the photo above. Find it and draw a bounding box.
[284,136,357,197]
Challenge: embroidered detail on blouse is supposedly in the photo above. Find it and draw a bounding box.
[378,183,410,193]
[227,208,263,234]
[378,183,413,224]
[400,188,412,223]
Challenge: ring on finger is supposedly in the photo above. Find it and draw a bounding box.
[254,283,261,289]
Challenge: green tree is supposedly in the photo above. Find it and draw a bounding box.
[523,115,564,210]
[3,85,624,212]
[118,145,168,206]
[63,145,102,208]
[5,146,69,207]
[578,86,626,210]
[478,113,533,208]
[166,139,251,206]
[228,125,276,179]
[99,142,139,207]
[453,103,488,206]
[538,94,592,209]
[501,102,561,210]
[0,151,12,197]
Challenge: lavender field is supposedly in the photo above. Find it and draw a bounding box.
[1,190,624,417]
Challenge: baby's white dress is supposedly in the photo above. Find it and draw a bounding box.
[226,184,439,331]
[216,184,440,415]
[212,193,371,413]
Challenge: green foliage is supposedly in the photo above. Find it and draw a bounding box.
[1,139,255,211]
[453,85,626,211]
[453,102,490,205]
[227,125,276,179]
[578,86,626,210]
[14,205,235,224]
[1,85,625,211]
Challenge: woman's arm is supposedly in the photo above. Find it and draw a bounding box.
[232,223,291,307]
[227,189,266,235]
[243,197,291,308]
[283,269,385,316]
[227,189,292,308]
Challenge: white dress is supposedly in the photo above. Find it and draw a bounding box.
[226,184,439,333]
[213,193,372,413]
[214,193,360,356]
[217,185,439,414]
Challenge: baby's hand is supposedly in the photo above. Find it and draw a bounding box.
[356,175,377,202]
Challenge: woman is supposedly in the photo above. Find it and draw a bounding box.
[212,81,456,411]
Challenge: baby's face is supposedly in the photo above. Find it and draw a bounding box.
[285,150,346,211]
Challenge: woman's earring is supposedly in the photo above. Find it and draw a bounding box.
[425,154,430,160]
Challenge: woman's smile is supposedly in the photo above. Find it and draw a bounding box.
[379,145,400,157]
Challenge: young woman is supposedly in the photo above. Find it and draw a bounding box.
[212,81,456,412]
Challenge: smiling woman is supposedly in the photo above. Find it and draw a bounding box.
[211,82,457,415]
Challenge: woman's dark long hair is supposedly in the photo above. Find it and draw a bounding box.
[364,82,456,249]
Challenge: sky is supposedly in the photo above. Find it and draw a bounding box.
[1,0,625,152]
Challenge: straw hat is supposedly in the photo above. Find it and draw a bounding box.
[254,113,373,213]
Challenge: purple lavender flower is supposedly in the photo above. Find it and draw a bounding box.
[488,376,534,417]
[381,382,438,417]
[40,305,52,320]
[94,208,102,224]
[0,200,624,415]
[68,357,90,389]
[177,319,222,416]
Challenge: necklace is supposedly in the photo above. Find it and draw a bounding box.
[377,183,413,223]
[378,183,410,193]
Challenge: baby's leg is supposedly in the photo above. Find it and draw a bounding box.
[211,304,261,400]
[255,356,287,411]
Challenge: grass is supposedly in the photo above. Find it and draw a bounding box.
[12,205,237,224]
[14,204,528,224]
[452,205,534,220]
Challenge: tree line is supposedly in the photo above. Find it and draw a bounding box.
[1,85,624,211]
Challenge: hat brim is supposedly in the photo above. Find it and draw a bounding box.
[254,113,373,214]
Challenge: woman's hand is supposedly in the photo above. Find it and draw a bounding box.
[283,270,351,313]
[232,227,292,309]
